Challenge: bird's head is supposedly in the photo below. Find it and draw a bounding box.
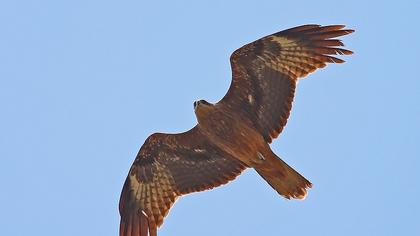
[193,100,213,116]
[193,99,212,110]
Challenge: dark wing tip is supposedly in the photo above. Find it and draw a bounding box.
[279,24,354,35]
[343,29,355,34]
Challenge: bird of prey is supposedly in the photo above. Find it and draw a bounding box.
[119,24,354,236]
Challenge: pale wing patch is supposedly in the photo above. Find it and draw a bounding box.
[260,36,326,79]
[254,40,299,78]
[269,36,298,47]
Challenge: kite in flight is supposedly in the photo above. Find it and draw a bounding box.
[119,24,354,236]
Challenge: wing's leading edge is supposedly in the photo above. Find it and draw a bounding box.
[119,127,246,236]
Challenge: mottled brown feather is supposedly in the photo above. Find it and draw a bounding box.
[219,24,353,142]
[119,126,246,236]
[120,24,353,236]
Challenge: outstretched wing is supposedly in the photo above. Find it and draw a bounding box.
[219,24,354,143]
[119,126,246,236]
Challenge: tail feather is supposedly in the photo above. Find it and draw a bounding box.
[120,210,156,236]
[256,152,312,200]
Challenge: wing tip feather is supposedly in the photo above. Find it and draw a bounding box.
[283,24,354,35]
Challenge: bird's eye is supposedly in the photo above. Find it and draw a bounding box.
[193,101,197,108]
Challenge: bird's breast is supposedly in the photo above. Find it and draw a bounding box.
[197,108,265,163]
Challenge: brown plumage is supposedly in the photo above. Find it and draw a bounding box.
[119,24,354,236]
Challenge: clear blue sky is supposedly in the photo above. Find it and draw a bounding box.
[1,1,419,235]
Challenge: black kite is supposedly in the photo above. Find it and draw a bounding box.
[119,24,354,236]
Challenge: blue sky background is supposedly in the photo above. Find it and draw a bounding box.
[1,1,419,235]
